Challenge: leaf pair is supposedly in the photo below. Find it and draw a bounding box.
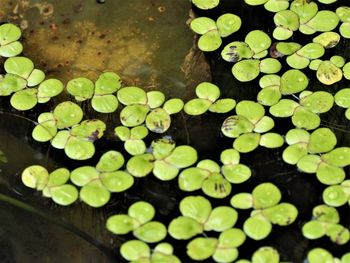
[0,57,63,110]
[168,196,238,240]
[184,82,236,115]
[126,138,198,180]
[67,72,121,113]
[118,87,183,133]
[187,228,246,262]
[270,90,334,130]
[190,13,241,52]
[70,151,133,207]
[302,204,350,245]
[231,183,298,240]
[106,201,166,243]
[21,166,78,206]
[120,241,180,263]
[32,104,106,160]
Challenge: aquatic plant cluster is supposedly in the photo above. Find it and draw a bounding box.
[0,0,350,262]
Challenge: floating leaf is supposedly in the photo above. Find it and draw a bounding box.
[243,215,272,240]
[120,240,151,262]
[180,196,212,224]
[127,154,154,177]
[186,237,218,260]
[317,61,342,85]
[53,101,83,129]
[80,180,110,207]
[168,216,203,240]
[133,221,167,243]
[21,165,49,191]
[216,13,242,37]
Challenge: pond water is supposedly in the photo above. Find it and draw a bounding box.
[0,0,350,263]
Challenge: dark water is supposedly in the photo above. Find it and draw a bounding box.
[1,0,350,263]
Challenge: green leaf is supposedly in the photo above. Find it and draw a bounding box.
[186,237,218,260]
[53,101,83,129]
[4,56,34,78]
[302,220,326,239]
[80,180,110,207]
[190,17,217,35]
[307,248,334,263]
[280,69,308,95]
[94,72,121,95]
[145,108,171,133]
[308,128,337,154]
[50,185,78,206]
[164,145,197,168]
[151,138,176,159]
[202,173,232,198]
[297,154,322,173]
[198,30,222,52]
[118,86,147,105]
[91,94,119,113]
[96,151,124,172]
[218,228,246,248]
[64,136,95,160]
[47,168,70,187]
[209,98,236,113]
[192,0,220,9]
[133,221,167,243]
[163,98,184,115]
[233,133,260,153]
[245,30,271,54]
[178,167,209,191]
[100,171,134,192]
[292,107,320,130]
[196,82,220,102]
[168,216,203,240]
[184,98,211,115]
[221,41,254,62]
[243,216,272,240]
[71,119,106,140]
[0,73,27,95]
[204,206,238,231]
[120,240,150,261]
[27,69,45,87]
[230,193,253,209]
[335,88,350,108]
[316,162,346,186]
[236,100,265,124]
[322,147,350,167]
[153,160,179,181]
[120,104,149,127]
[21,165,49,190]
[322,185,349,207]
[317,61,342,85]
[232,59,260,82]
[127,154,155,177]
[221,115,255,138]
[222,164,251,184]
[259,133,284,148]
[262,203,298,225]
[128,201,155,225]
[216,13,242,37]
[10,88,37,111]
[252,183,281,209]
[252,247,280,263]
[37,79,64,102]
[66,77,94,101]
[106,214,135,234]
[0,23,21,45]
[70,166,99,186]
[146,91,165,109]
[180,195,212,224]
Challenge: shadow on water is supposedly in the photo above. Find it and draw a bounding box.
[0,0,350,263]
